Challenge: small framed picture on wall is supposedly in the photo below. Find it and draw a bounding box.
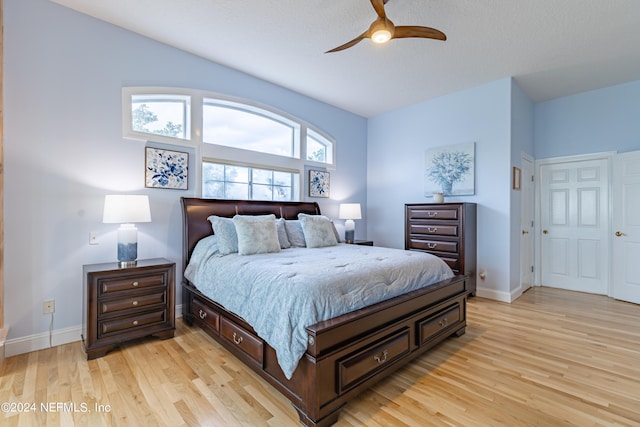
[512,166,521,190]
[309,170,330,198]
[145,147,189,190]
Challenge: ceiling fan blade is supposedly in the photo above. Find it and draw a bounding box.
[325,33,368,53]
[393,26,446,41]
[370,0,386,19]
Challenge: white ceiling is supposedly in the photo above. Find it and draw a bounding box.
[51,0,640,117]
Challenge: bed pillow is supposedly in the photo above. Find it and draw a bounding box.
[207,215,238,255]
[276,218,291,249]
[298,213,338,248]
[284,220,306,247]
[233,214,282,255]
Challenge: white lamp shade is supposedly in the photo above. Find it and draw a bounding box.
[103,195,151,224]
[339,203,362,220]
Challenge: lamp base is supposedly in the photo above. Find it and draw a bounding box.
[345,229,355,243]
[117,224,138,264]
[118,260,137,269]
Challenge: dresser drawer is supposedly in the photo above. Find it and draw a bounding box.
[220,318,263,365]
[99,273,166,295]
[100,291,166,315]
[417,304,462,346]
[409,239,458,253]
[409,224,458,237]
[338,328,410,393]
[408,207,459,221]
[99,309,167,336]
[440,257,461,274]
[192,297,220,333]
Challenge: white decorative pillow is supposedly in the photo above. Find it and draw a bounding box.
[276,218,291,249]
[208,216,238,255]
[284,220,306,247]
[233,214,281,256]
[298,213,338,248]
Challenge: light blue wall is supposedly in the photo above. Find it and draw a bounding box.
[534,80,640,159]
[367,78,514,300]
[4,0,367,347]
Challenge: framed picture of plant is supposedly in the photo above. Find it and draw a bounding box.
[424,142,475,197]
[309,170,330,198]
[145,147,189,190]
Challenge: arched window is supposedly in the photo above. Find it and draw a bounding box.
[123,88,335,201]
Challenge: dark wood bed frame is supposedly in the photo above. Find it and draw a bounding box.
[181,198,469,426]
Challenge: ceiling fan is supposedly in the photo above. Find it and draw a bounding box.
[326,0,446,53]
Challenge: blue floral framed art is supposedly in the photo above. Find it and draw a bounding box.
[424,142,475,197]
[309,170,330,198]
[145,147,189,190]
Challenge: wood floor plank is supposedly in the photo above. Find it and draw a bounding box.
[1,287,639,426]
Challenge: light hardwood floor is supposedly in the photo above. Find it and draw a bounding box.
[1,287,639,426]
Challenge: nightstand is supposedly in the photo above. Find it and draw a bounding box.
[82,258,175,359]
[350,240,374,246]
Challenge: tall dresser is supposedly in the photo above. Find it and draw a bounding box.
[405,203,477,296]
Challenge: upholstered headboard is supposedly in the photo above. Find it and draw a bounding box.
[180,198,321,271]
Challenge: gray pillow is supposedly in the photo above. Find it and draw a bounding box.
[207,216,238,255]
[276,218,291,249]
[298,213,338,248]
[284,220,306,247]
[233,214,281,255]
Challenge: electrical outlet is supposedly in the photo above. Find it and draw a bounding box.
[89,232,99,245]
[43,299,55,314]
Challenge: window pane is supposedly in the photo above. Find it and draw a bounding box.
[131,95,188,139]
[226,183,249,199]
[273,171,290,187]
[307,136,326,162]
[203,101,296,157]
[252,168,272,185]
[203,181,224,199]
[273,186,292,201]
[252,184,273,201]
[203,162,224,181]
[225,165,249,183]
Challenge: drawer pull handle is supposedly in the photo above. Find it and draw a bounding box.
[132,320,139,326]
[199,310,207,319]
[427,212,438,217]
[427,227,438,233]
[132,300,138,306]
[427,243,437,249]
[232,332,243,345]
[439,318,449,328]
[373,350,388,364]
[132,281,139,287]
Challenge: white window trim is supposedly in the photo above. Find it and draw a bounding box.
[122,87,337,199]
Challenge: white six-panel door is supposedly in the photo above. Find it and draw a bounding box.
[539,158,610,294]
[612,151,640,304]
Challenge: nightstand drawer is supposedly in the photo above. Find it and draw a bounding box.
[99,309,167,336]
[99,273,166,295]
[100,291,166,316]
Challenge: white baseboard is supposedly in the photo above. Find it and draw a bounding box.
[5,305,183,358]
[475,286,514,303]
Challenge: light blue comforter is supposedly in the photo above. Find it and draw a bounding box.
[185,241,453,379]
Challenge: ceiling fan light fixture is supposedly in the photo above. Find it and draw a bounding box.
[371,29,392,43]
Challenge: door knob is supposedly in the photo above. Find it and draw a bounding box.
[615,231,626,237]
[543,230,549,234]
[522,230,529,235]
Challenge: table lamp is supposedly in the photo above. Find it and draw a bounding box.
[103,195,151,267]
[339,203,362,243]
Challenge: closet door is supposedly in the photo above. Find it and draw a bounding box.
[539,157,610,294]
[612,151,640,304]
